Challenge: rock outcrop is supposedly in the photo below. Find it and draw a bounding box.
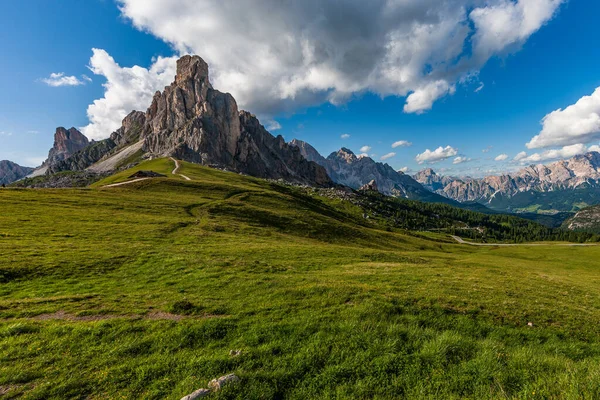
[290,140,449,202]
[141,55,331,186]
[0,160,34,185]
[48,111,149,174]
[44,127,89,166]
[359,180,378,192]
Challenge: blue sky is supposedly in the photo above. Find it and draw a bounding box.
[1,0,599,177]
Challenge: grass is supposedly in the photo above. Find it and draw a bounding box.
[1,158,600,399]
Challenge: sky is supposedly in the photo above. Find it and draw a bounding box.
[1,0,599,177]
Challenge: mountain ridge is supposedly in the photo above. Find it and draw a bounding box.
[414,152,600,213]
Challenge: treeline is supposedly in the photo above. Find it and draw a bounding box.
[356,192,600,243]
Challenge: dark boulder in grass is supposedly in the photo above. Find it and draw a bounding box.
[128,171,166,179]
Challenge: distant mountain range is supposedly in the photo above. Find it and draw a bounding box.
[290,140,456,204]
[0,161,33,185]
[414,153,600,214]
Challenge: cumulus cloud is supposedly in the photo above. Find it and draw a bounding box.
[360,145,371,153]
[453,156,471,164]
[404,81,456,114]
[392,140,413,148]
[41,72,88,87]
[399,166,411,173]
[517,143,589,164]
[116,0,563,117]
[415,146,458,164]
[81,49,178,140]
[482,146,493,153]
[514,151,528,161]
[495,153,509,161]
[527,87,600,149]
[590,145,600,153]
[265,120,282,131]
[341,134,351,139]
[380,152,396,161]
[470,0,564,62]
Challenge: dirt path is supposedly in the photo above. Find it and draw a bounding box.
[451,235,597,247]
[171,157,191,181]
[103,178,150,188]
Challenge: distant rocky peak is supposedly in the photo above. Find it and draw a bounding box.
[45,127,89,166]
[329,147,357,163]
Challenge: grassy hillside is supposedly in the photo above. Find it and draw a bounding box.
[2,159,600,399]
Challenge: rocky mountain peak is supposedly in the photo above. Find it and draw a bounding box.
[328,147,357,163]
[0,160,34,185]
[45,127,89,166]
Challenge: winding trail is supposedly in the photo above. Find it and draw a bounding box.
[103,178,150,188]
[171,157,191,181]
[451,235,597,247]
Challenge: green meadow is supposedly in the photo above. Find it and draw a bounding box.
[1,159,600,399]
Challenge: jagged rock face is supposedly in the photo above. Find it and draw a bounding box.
[47,139,117,174]
[143,55,240,165]
[359,180,378,192]
[290,140,441,200]
[413,168,454,192]
[0,160,34,185]
[140,55,331,186]
[563,204,600,232]
[48,112,150,174]
[45,127,89,165]
[110,111,146,148]
[414,151,600,204]
[236,112,331,184]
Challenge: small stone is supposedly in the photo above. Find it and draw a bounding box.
[527,322,534,327]
[229,350,242,357]
[208,374,240,391]
[180,388,211,400]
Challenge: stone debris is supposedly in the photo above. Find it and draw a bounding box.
[208,374,240,391]
[180,388,211,400]
[180,374,240,400]
[229,349,242,357]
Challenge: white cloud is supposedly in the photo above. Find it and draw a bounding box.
[482,146,493,153]
[518,143,589,164]
[514,151,528,161]
[453,156,471,164]
[266,120,282,131]
[415,145,458,164]
[41,72,87,87]
[360,145,371,153]
[0,131,12,137]
[341,134,350,139]
[495,153,509,161]
[590,145,600,153]
[470,0,564,63]
[399,166,410,173]
[358,153,370,158]
[116,0,563,117]
[527,87,600,149]
[81,49,178,140]
[404,81,455,114]
[391,140,412,148]
[474,82,485,93]
[380,152,396,161]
